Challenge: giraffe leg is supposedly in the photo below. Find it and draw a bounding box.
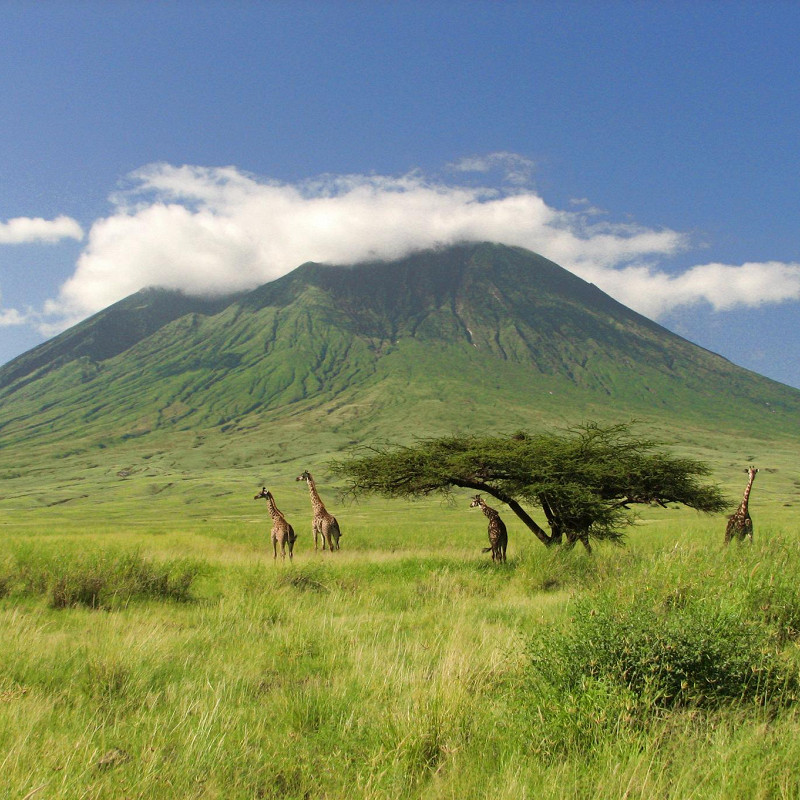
[317,520,329,551]
[724,518,734,545]
[276,531,285,560]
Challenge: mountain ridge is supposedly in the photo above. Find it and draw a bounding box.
[1,242,798,471]
[0,288,242,391]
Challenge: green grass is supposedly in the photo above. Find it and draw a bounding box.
[3,241,800,796]
[0,546,203,609]
[2,487,800,799]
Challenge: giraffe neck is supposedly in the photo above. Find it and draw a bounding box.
[306,478,327,516]
[479,500,497,519]
[739,472,756,513]
[265,494,283,521]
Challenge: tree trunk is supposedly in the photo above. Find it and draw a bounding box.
[564,530,593,553]
[541,492,592,553]
[454,479,555,546]
[504,497,556,546]
[538,493,563,546]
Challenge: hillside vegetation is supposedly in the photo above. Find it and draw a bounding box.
[1,243,799,512]
[2,242,800,797]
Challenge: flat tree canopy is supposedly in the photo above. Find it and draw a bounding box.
[330,422,728,550]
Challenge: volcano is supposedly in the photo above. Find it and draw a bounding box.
[1,243,798,474]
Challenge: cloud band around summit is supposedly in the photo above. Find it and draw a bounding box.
[5,161,800,333]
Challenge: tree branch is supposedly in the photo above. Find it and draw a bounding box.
[452,477,554,546]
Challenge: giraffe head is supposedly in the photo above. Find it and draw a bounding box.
[745,466,759,477]
[296,470,312,483]
[469,494,482,508]
[254,486,271,501]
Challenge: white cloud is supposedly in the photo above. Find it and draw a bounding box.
[28,161,800,334]
[0,307,26,327]
[594,260,800,318]
[0,288,27,328]
[448,152,536,185]
[0,216,83,245]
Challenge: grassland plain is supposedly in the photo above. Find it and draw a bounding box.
[2,453,800,799]
[3,243,800,797]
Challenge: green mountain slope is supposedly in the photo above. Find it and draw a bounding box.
[0,289,240,390]
[1,242,798,490]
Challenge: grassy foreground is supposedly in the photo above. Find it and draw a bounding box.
[2,494,800,799]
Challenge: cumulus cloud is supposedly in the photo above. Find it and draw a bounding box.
[42,163,685,327]
[29,162,800,333]
[0,215,83,244]
[632,260,800,317]
[573,260,800,319]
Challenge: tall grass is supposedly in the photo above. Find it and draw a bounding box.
[1,507,800,798]
[0,546,203,609]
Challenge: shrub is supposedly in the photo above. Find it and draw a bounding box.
[48,551,203,609]
[276,566,331,594]
[527,592,800,712]
[1,548,204,609]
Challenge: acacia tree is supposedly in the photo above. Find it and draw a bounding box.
[329,423,727,551]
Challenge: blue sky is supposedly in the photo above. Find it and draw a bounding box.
[2,1,799,387]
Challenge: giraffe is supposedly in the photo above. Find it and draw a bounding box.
[724,466,758,545]
[470,494,508,563]
[254,487,297,560]
[296,470,341,551]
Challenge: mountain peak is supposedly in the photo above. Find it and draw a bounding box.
[1,243,798,455]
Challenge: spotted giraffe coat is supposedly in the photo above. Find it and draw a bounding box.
[296,471,341,551]
[725,466,758,544]
[470,494,508,562]
[254,487,297,560]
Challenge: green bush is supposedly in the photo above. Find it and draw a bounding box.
[528,593,799,712]
[49,551,203,609]
[275,565,331,594]
[1,548,204,609]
